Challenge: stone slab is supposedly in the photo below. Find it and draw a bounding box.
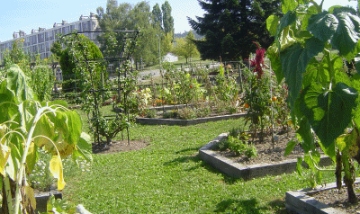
[136,113,246,126]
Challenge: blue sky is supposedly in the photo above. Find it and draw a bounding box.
[0,0,357,42]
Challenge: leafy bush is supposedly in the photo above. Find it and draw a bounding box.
[163,110,179,118]
[196,105,211,118]
[145,109,157,118]
[217,131,257,159]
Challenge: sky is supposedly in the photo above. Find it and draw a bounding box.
[0,0,358,42]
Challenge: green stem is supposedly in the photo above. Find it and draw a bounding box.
[13,106,54,214]
[4,176,14,214]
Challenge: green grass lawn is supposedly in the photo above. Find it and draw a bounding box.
[63,109,336,213]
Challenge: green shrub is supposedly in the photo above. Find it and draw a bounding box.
[217,131,257,159]
[178,107,197,119]
[163,110,179,118]
[145,109,157,118]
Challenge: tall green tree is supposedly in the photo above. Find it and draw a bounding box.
[51,34,104,92]
[152,3,163,30]
[96,2,133,60]
[188,0,281,61]
[2,39,30,72]
[161,1,174,35]
[97,1,158,66]
[173,31,199,63]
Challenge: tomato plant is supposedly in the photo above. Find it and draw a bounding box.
[267,0,360,203]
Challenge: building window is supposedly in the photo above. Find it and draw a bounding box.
[46,41,53,52]
[38,33,44,43]
[45,31,54,41]
[31,35,37,45]
[38,43,45,53]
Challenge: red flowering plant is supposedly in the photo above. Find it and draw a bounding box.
[250,42,266,79]
[242,42,273,142]
[242,42,291,142]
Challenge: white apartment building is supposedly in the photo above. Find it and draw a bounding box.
[0,12,101,63]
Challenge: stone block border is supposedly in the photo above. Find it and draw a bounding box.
[136,113,246,126]
[285,178,360,214]
[199,133,333,180]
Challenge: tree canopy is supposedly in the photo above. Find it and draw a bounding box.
[96,1,175,67]
[173,31,199,63]
[188,0,281,61]
[51,34,104,92]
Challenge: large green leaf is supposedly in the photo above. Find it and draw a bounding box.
[267,45,284,83]
[266,15,279,36]
[63,111,82,144]
[308,8,360,56]
[33,115,55,148]
[281,0,297,14]
[280,38,324,109]
[296,117,315,153]
[73,132,93,162]
[276,11,296,47]
[6,65,34,103]
[301,82,357,156]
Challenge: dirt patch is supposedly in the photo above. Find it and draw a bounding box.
[310,184,360,213]
[92,140,149,154]
[213,130,304,165]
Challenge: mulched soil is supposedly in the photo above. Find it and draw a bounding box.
[92,139,149,154]
[214,129,303,165]
[310,183,360,213]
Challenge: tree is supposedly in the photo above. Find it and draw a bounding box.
[173,31,199,63]
[161,1,174,35]
[2,39,30,73]
[97,1,159,66]
[188,0,281,61]
[96,2,133,60]
[152,3,163,30]
[51,34,104,92]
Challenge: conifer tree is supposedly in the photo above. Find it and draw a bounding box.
[188,0,281,61]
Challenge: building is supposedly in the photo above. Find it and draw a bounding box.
[163,52,178,63]
[0,13,100,63]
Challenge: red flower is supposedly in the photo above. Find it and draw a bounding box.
[250,42,266,79]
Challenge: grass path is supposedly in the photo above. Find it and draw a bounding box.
[63,119,335,213]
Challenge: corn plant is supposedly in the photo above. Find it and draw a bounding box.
[267,0,360,203]
[0,65,92,213]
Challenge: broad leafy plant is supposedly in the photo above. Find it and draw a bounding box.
[0,65,92,213]
[267,0,360,203]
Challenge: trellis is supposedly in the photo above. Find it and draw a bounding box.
[59,30,139,144]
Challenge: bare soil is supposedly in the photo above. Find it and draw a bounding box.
[92,140,149,154]
[310,184,360,213]
[214,129,303,165]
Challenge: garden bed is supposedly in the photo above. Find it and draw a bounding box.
[199,133,332,180]
[136,112,246,126]
[286,178,360,214]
